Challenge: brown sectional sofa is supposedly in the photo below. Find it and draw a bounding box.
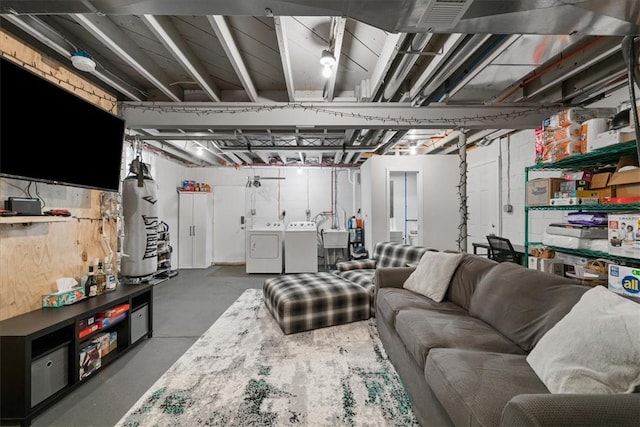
[375,254,640,426]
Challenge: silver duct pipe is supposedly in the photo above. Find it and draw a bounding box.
[381,33,434,101]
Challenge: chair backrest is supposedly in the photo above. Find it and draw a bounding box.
[486,235,518,263]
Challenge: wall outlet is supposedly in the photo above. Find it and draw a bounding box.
[503,204,513,213]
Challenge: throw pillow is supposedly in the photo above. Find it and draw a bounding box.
[526,286,640,394]
[402,251,464,302]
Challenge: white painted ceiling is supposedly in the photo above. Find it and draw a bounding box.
[2,1,640,167]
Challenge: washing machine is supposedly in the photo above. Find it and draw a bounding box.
[285,221,318,273]
[246,221,284,274]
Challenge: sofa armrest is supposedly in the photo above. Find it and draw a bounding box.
[335,259,376,271]
[501,393,640,427]
[375,267,415,289]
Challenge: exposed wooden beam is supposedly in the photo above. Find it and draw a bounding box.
[207,15,258,102]
[273,16,295,101]
[325,17,346,102]
[142,15,221,102]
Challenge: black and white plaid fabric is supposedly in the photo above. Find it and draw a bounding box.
[335,269,376,316]
[374,241,431,267]
[263,272,370,335]
[333,242,433,316]
[335,259,376,272]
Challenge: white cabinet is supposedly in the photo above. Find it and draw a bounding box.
[178,192,213,268]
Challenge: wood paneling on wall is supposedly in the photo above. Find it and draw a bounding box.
[0,29,120,320]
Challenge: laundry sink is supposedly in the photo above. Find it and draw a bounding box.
[322,230,348,248]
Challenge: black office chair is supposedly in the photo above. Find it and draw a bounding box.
[486,235,519,263]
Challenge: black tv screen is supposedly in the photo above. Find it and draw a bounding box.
[0,57,126,192]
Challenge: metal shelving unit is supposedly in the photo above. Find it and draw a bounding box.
[524,141,639,267]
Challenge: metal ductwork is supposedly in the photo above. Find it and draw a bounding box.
[381,33,433,101]
[4,1,640,36]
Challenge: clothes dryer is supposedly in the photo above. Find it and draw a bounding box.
[245,221,284,274]
[285,221,318,273]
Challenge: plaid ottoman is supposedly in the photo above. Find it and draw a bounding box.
[263,272,370,335]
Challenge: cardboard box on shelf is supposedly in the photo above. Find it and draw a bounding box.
[109,331,118,352]
[96,312,127,330]
[608,264,640,298]
[95,303,130,319]
[589,172,614,199]
[607,214,640,259]
[93,333,111,358]
[608,160,640,199]
[526,178,564,206]
[549,197,599,206]
[78,323,99,339]
[79,342,101,381]
[563,171,593,181]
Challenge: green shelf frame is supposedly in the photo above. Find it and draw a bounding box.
[526,203,640,212]
[524,141,640,266]
[525,141,639,172]
[526,243,640,267]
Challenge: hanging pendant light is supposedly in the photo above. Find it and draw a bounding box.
[320,49,335,78]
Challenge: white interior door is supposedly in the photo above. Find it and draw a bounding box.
[213,186,246,264]
[467,160,499,252]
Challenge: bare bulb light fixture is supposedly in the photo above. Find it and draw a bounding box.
[320,49,335,78]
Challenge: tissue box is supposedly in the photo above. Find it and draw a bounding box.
[608,264,640,297]
[42,287,86,307]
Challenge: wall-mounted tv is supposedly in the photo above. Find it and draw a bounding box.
[0,57,126,192]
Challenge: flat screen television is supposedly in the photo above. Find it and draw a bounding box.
[0,57,126,192]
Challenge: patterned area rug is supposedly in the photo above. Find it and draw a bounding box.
[116,288,418,426]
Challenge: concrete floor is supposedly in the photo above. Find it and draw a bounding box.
[29,265,277,427]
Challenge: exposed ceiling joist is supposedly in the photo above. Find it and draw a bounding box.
[273,16,295,101]
[71,13,183,101]
[3,14,145,101]
[325,16,346,102]
[142,14,221,102]
[207,15,258,102]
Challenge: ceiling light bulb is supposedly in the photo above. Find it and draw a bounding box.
[409,144,417,155]
[322,64,332,78]
[320,49,336,67]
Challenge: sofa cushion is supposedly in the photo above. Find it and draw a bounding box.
[336,269,377,316]
[376,288,466,328]
[403,251,464,302]
[527,286,640,394]
[335,259,376,272]
[395,309,525,368]
[426,349,548,427]
[469,262,587,352]
[445,254,497,311]
[336,269,375,288]
[374,241,431,268]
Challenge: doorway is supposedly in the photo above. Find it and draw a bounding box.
[467,159,499,252]
[213,186,246,264]
[387,170,422,245]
